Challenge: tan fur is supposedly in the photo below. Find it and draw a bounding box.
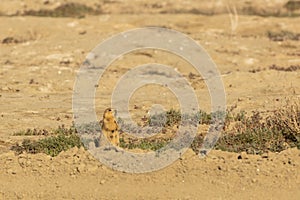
[101,108,120,146]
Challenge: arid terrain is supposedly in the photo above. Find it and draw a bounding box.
[0,0,300,199]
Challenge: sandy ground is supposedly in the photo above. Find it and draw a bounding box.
[1,0,300,199]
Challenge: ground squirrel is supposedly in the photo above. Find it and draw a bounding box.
[101,108,120,146]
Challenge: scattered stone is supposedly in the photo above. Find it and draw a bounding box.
[60,57,73,64]
[78,30,87,35]
[76,164,86,173]
[18,158,27,168]
[50,165,55,172]
[1,86,10,91]
[2,37,19,44]
[7,169,16,174]
[70,174,76,178]
[238,152,248,160]
[261,153,269,159]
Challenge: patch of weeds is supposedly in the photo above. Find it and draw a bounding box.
[13,124,77,136]
[120,137,169,151]
[249,65,300,73]
[159,8,215,15]
[14,128,50,136]
[147,112,167,127]
[241,6,282,17]
[240,4,300,17]
[147,109,214,127]
[11,134,83,157]
[190,135,204,154]
[215,129,287,154]
[11,101,300,155]
[72,122,100,135]
[269,64,300,72]
[11,124,83,156]
[147,109,181,127]
[54,124,77,135]
[119,109,216,152]
[194,110,212,125]
[1,37,21,44]
[267,31,300,41]
[214,102,300,154]
[267,101,300,145]
[284,1,300,12]
[248,68,266,73]
[191,101,299,155]
[165,109,182,126]
[1,36,33,45]
[23,3,102,18]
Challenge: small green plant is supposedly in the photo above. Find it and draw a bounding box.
[165,109,182,126]
[147,109,214,127]
[11,134,83,157]
[119,137,169,151]
[11,124,83,157]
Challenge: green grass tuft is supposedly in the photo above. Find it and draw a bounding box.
[11,124,83,157]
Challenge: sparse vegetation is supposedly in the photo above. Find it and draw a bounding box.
[267,30,300,42]
[11,134,82,157]
[11,125,83,157]
[284,0,300,12]
[197,101,300,154]
[22,3,102,18]
[269,64,300,72]
[249,64,300,73]
[11,101,300,156]
[13,124,77,136]
[119,138,169,151]
[1,1,300,18]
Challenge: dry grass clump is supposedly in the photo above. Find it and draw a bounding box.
[23,3,102,18]
[269,64,300,72]
[249,64,300,73]
[267,30,300,41]
[268,101,300,145]
[215,101,300,154]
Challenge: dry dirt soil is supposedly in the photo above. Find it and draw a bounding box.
[0,0,300,199]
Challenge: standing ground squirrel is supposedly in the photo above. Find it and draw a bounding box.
[101,108,120,146]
